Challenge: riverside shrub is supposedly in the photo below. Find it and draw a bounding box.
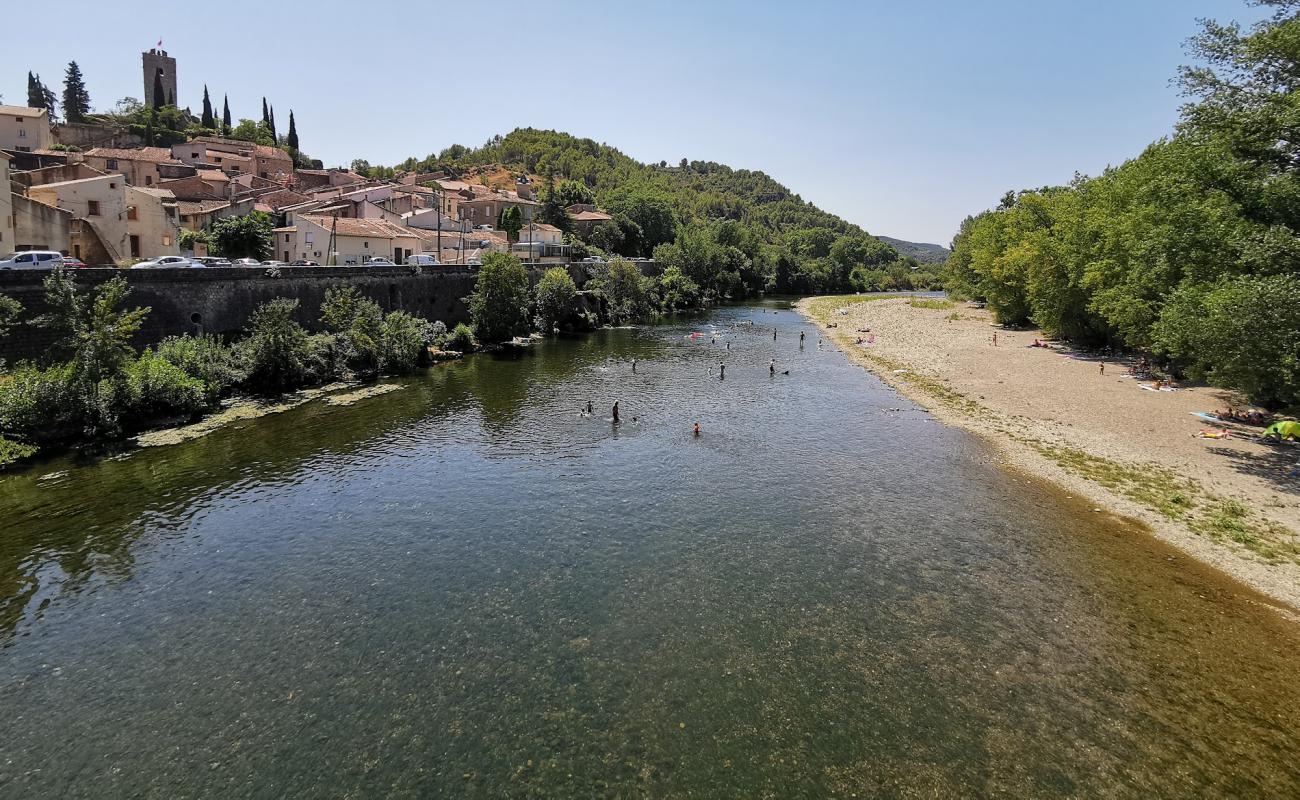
[238,298,312,394]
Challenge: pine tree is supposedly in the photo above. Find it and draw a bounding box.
[287,110,299,152]
[62,61,90,122]
[201,85,214,129]
[26,72,40,108]
[268,104,277,142]
[152,70,166,108]
[222,95,232,135]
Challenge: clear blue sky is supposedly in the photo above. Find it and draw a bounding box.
[5,0,1269,245]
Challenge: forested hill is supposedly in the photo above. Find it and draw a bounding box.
[876,237,950,265]
[364,128,944,295]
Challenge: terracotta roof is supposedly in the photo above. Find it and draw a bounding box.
[196,169,229,182]
[177,200,229,215]
[461,193,538,206]
[568,210,613,222]
[84,146,178,164]
[256,188,312,210]
[0,105,47,118]
[272,226,298,233]
[298,214,422,240]
[251,144,292,161]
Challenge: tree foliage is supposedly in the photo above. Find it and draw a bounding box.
[61,62,90,123]
[469,253,532,343]
[210,212,274,260]
[534,267,578,332]
[944,5,1300,405]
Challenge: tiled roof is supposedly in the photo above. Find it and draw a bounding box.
[256,189,311,210]
[84,146,178,164]
[298,215,421,239]
[0,105,47,118]
[196,169,229,182]
[568,210,613,222]
[177,200,229,215]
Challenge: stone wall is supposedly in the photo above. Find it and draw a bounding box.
[0,262,647,362]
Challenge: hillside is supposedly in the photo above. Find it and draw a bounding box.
[876,236,950,265]
[374,128,943,295]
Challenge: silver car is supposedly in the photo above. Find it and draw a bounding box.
[0,251,65,269]
[133,256,196,269]
[231,258,263,267]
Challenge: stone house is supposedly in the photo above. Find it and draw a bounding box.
[459,191,537,228]
[0,105,53,152]
[27,175,129,263]
[566,203,613,237]
[0,154,13,252]
[82,147,183,188]
[125,186,182,260]
[273,215,433,265]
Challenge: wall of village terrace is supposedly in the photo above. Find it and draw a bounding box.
[0,262,659,362]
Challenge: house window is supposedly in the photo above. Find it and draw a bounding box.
[87,200,101,216]
[145,175,152,186]
[363,241,369,248]
[127,207,138,220]
[106,159,118,170]
[17,129,26,138]
[162,235,172,246]
[284,234,291,242]
[191,152,199,159]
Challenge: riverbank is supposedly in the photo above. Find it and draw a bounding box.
[799,295,1300,614]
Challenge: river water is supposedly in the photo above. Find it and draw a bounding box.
[1,302,1297,797]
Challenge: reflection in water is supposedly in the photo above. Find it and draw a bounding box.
[0,302,1297,797]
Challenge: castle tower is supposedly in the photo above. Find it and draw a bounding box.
[142,49,177,107]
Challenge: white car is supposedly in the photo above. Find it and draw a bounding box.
[231,258,262,267]
[132,255,196,269]
[0,251,64,269]
[365,258,396,266]
[582,256,606,264]
[190,257,231,267]
[406,254,440,266]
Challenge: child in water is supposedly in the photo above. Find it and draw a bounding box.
[693,422,701,437]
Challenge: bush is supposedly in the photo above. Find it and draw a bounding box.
[656,266,701,311]
[378,311,434,374]
[238,298,312,394]
[604,259,651,323]
[121,352,207,423]
[0,362,81,443]
[154,334,240,403]
[320,286,383,379]
[0,434,37,468]
[446,323,475,352]
[469,253,532,343]
[535,267,578,332]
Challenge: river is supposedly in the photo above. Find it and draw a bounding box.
[1,301,1297,797]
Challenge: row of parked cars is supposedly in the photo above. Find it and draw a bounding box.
[0,253,447,270]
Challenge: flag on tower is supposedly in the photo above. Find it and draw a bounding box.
[157,39,163,48]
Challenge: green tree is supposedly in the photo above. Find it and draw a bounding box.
[656,266,701,311]
[239,298,311,394]
[499,205,523,243]
[320,285,383,378]
[0,295,23,339]
[606,188,675,255]
[61,62,90,123]
[201,85,214,129]
[210,211,274,260]
[469,252,532,343]
[152,70,166,108]
[287,110,299,151]
[603,259,651,323]
[534,267,578,332]
[222,95,231,135]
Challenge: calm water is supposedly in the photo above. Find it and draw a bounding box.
[1,302,1298,798]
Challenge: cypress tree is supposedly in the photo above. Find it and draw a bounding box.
[201,85,214,129]
[261,97,269,126]
[152,70,166,108]
[26,72,40,108]
[287,110,299,152]
[62,62,91,123]
[222,95,232,135]
[268,104,277,142]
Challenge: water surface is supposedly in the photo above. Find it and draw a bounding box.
[1,303,1297,797]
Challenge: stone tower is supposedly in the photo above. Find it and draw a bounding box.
[142,48,177,107]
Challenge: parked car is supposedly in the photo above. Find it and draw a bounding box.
[582,256,606,264]
[190,256,231,267]
[0,251,64,270]
[405,254,440,267]
[132,256,196,269]
[289,260,319,266]
[231,258,262,267]
[61,257,88,268]
[365,258,396,266]
[262,260,287,267]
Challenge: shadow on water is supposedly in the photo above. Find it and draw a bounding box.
[0,300,1298,797]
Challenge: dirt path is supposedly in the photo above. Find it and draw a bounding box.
[799,295,1300,613]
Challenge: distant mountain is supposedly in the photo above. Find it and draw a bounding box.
[877,236,950,265]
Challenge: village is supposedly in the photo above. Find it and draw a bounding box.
[1,49,619,270]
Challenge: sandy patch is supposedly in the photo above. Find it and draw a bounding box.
[134,383,352,447]
[800,296,1300,614]
[324,384,401,407]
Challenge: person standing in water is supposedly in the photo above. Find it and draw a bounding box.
[773,328,778,341]
[693,422,701,437]
[613,401,620,424]
[720,363,726,380]
[632,359,637,373]
[726,340,731,350]
[800,331,805,347]
[770,359,776,376]
[586,400,593,415]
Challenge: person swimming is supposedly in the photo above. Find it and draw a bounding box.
[693,422,701,437]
